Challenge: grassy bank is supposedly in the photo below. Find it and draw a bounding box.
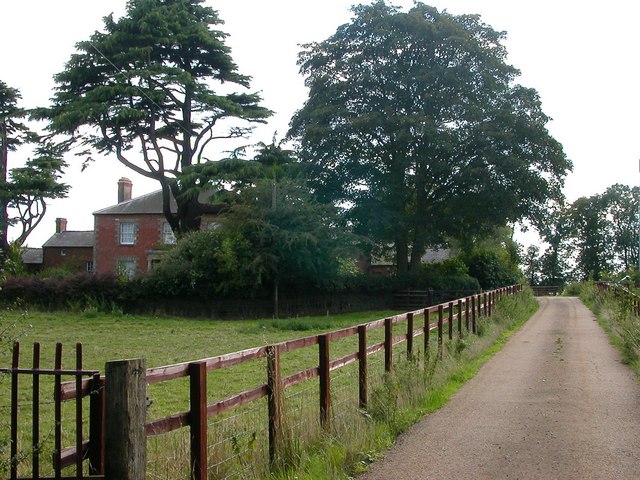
[575,282,640,375]
[269,290,538,479]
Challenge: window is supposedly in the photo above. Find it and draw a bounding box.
[162,222,176,245]
[60,249,66,256]
[117,258,136,280]
[86,261,94,273]
[119,222,135,245]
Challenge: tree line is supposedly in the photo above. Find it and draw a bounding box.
[2,1,573,293]
[524,184,640,285]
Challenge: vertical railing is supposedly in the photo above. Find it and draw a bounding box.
[5,342,102,480]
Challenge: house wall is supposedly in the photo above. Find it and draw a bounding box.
[42,246,94,272]
[94,213,220,276]
[94,214,167,276]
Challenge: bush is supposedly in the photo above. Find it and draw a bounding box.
[462,249,521,289]
[0,273,131,311]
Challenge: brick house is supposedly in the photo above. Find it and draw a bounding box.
[41,218,94,273]
[92,178,221,278]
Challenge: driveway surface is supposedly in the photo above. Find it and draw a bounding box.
[359,297,640,479]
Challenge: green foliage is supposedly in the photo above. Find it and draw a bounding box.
[0,81,68,267]
[38,0,271,233]
[462,248,522,289]
[289,2,570,273]
[579,282,640,372]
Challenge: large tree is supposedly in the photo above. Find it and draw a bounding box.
[569,194,613,280]
[289,1,570,273]
[0,81,68,267]
[38,0,271,233]
[603,183,639,270]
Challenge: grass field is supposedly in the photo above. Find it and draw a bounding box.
[0,307,400,478]
[1,291,536,479]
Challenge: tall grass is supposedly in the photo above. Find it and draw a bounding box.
[577,282,640,373]
[268,290,538,479]
[0,293,538,480]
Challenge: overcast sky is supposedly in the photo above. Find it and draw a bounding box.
[2,0,640,248]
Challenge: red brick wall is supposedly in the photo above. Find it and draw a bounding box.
[42,246,94,272]
[94,214,168,275]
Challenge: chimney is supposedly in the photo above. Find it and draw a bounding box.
[117,177,133,204]
[56,218,67,234]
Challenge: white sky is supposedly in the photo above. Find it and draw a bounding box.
[2,0,640,248]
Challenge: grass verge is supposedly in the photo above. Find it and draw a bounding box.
[268,290,538,480]
[576,282,640,375]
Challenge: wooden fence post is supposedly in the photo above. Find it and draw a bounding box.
[471,296,477,334]
[267,345,283,467]
[10,342,19,480]
[190,361,207,480]
[465,298,470,332]
[406,313,414,360]
[488,292,493,316]
[457,299,463,338]
[423,309,430,361]
[358,326,368,409]
[105,359,147,480]
[89,373,105,475]
[319,335,331,430]
[437,305,444,360]
[483,293,488,316]
[448,303,454,341]
[385,318,393,372]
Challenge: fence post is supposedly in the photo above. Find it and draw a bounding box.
[457,299,463,338]
[438,305,444,360]
[423,308,430,361]
[10,342,19,480]
[448,303,454,341]
[488,292,493,316]
[483,293,488,316]
[465,298,470,332]
[406,312,414,360]
[471,296,477,334]
[385,318,393,372]
[190,361,207,480]
[319,335,331,430]
[358,325,368,409]
[105,358,147,480]
[267,345,283,467]
[89,373,105,475]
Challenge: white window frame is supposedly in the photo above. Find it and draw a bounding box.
[119,222,136,245]
[117,258,137,280]
[162,222,176,245]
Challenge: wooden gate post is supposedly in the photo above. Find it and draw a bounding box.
[105,359,147,480]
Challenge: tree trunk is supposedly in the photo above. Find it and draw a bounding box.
[409,224,427,273]
[0,121,9,268]
[396,235,409,275]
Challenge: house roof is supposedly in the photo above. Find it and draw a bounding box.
[42,231,94,248]
[93,189,224,216]
[22,248,43,264]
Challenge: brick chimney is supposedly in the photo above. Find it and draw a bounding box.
[55,218,67,234]
[117,177,133,204]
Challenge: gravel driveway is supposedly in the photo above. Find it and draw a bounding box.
[359,296,640,479]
